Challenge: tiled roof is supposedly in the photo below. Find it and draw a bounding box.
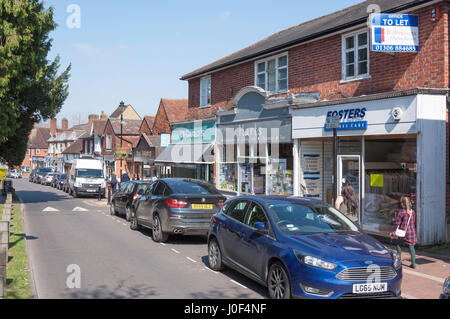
[144,116,155,130]
[62,139,83,154]
[109,118,142,135]
[123,135,141,148]
[28,127,51,149]
[161,99,188,123]
[93,119,107,136]
[181,0,429,80]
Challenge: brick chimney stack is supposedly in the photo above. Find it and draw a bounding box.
[100,110,108,120]
[88,114,100,132]
[50,118,57,136]
[62,118,69,131]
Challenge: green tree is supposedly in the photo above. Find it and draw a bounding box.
[0,0,70,165]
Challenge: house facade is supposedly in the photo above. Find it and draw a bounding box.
[181,0,450,245]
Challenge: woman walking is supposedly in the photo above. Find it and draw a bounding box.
[391,196,417,269]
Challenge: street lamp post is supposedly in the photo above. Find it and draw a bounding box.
[120,112,123,180]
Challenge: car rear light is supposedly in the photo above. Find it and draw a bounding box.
[132,193,139,201]
[211,213,217,223]
[217,200,225,208]
[165,199,188,208]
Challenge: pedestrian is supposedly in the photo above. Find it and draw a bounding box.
[335,194,344,211]
[110,173,117,194]
[341,180,358,216]
[121,172,130,183]
[391,196,417,269]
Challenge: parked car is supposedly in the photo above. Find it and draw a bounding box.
[130,178,226,242]
[110,181,153,221]
[56,174,67,190]
[35,167,53,184]
[42,172,56,186]
[440,276,450,299]
[207,196,402,299]
[29,170,36,182]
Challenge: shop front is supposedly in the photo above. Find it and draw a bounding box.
[133,134,161,180]
[291,90,447,245]
[154,120,216,183]
[216,86,296,196]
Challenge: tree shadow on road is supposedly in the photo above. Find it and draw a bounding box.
[15,190,70,204]
[61,278,159,299]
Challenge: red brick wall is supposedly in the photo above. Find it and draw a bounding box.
[152,102,172,135]
[187,3,449,106]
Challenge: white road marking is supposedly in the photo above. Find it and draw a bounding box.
[402,293,419,299]
[72,207,88,212]
[186,257,197,263]
[43,207,59,212]
[402,268,446,284]
[122,223,127,226]
[171,248,180,254]
[160,243,166,246]
[204,267,218,274]
[230,280,248,289]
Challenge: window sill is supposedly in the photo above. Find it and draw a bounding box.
[199,104,212,109]
[340,75,371,84]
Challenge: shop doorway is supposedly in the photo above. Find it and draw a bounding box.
[337,155,361,223]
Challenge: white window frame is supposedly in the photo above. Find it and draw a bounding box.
[254,52,288,93]
[342,30,370,81]
[200,76,211,107]
[106,134,112,151]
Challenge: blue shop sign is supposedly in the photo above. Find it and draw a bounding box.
[324,108,368,132]
[172,121,216,144]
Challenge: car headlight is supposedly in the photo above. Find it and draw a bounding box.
[295,251,337,270]
[392,251,402,269]
[443,277,450,295]
[74,181,82,187]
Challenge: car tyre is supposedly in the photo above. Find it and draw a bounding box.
[208,238,225,271]
[152,214,168,243]
[125,206,131,222]
[268,262,291,299]
[130,211,140,231]
[110,201,116,216]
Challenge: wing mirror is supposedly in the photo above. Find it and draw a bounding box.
[253,222,269,234]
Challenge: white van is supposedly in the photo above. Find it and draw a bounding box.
[69,159,105,198]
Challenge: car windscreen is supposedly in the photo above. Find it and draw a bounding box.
[267,202,359,235]
[39,168,52,173]
[76,169,103,178]
[167,180,220,195]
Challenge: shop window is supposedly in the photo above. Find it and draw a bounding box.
[268,143,294,195]
[363,138,417,236]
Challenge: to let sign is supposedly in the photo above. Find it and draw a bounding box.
[371,14,419,53]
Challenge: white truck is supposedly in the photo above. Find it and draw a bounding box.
[69,158,106,198]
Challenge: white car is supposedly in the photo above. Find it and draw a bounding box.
[42,173,56,185]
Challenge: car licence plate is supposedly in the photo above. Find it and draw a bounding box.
[87,189,96,193]
[352,283,388,294]
[191,204,213,210]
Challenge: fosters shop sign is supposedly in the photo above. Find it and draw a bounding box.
[324,108,368,131]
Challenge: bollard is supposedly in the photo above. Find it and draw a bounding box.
[98,186,102,201]
[0,225,8,288]
[107,186,111,204]
[0,275,3,299]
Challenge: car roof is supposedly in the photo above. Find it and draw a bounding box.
[160,178,210,185]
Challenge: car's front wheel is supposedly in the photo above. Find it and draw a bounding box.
[125,206,131,222]
[268,262,291,299]
[110,201,116,216]
[130,211,140,231]
[208,238,225,271]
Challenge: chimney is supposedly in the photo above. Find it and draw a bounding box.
[50,118,57,136]
[62,118,69,131]
[100,110,108,120]
[88,114,99,132]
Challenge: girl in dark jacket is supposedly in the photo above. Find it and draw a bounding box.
[391,196,417,269]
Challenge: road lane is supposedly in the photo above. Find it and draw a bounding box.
[15,179,267,299]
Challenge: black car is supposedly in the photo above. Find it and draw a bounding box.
[130,178,226,242]
[110,181,152,222]
[56,174,67,190]
[29,170,36,182]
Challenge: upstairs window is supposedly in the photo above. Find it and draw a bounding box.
[106,134,112,150]
[342,30,369,80]
[200,76,211,107]
[255,53,288,92]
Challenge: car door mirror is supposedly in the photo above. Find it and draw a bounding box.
[253,222,269,234]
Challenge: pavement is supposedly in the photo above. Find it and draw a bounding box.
[9,178,450,299]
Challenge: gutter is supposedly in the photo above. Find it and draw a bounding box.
[180,0,439,81]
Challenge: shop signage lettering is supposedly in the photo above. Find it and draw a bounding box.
[324,108,368,132]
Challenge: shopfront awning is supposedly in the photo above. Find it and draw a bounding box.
[154,143,214,165]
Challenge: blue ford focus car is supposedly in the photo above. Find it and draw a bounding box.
[207,196,402,299]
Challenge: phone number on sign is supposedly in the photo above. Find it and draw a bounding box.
[373,45,418,52]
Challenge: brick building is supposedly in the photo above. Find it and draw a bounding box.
[181,0,450,245]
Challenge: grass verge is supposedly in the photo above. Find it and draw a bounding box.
[4,202,33,299]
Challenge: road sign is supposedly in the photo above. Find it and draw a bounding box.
[326,115,340,130]
[370,14,419,53]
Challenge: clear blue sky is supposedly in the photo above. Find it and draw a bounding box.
[44,0,362,125]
